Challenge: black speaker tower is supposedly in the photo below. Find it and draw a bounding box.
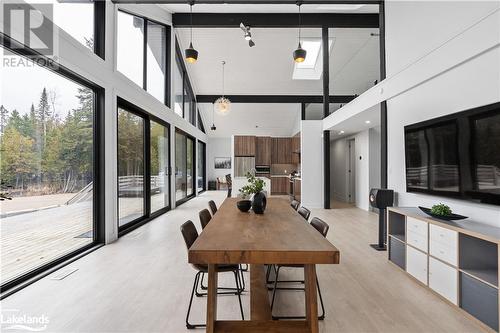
[369,188,394,251]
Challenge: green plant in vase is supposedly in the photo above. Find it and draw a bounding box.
[239,172,267,214]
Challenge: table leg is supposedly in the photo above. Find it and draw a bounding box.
[206,264,218,333]
[304,264,319,333]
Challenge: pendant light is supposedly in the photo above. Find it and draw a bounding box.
[210,103,216,131]
[214,61,231,115]
[293,2,306,63]
[185,2,198,63]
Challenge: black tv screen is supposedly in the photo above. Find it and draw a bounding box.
[404,102,500,206]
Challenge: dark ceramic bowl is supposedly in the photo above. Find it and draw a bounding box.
[237,200,252,212]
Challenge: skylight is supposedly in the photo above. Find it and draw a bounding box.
[293,38,334,80]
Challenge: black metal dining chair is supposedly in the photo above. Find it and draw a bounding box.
[269,217,330,320]
[199,209,212,229]
[297,206,311,221]
[181,220,245,329]
[208,200,218,216]
[290,200,300,210]
[225,174,232,198]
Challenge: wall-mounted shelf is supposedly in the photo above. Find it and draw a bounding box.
[387,207,500,332]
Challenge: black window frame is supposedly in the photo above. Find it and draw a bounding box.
[175,128,197,206]
[174,38,197,126]
[117,97,172,237]
[117,9,172,107]
[197,109,206,133]
[197,140,207,194]
[0,34,105,295]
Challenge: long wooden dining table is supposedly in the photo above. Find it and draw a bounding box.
[189,197,340,333]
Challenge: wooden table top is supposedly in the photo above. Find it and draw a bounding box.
[189,198,340,265]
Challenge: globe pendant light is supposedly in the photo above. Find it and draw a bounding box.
[215,61,231,115]
[185,3,198,63]
[293,3,306,63]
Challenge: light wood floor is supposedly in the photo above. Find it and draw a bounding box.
[0,191,484,332]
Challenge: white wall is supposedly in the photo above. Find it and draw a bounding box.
[386,1,500,226]
[301,121,324,208]
[330,126,380,211]
[323,1,500,225]
[207,137,232,182]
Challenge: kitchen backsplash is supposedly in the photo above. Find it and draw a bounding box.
[271,164,298,175]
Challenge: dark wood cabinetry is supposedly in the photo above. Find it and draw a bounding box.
[272,137,293,164]
[255,136,271,166]
[234,136,255,156]
[271,177,289,195]
[291,136,301,164]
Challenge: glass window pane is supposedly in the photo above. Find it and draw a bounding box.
[197,141,205,193]
[184,87,190,123]
[175,132,187,201]
[173,59,184,117]
[146,22,166,103]
[0,48,94,285]
[118,108,145,226]
[186,137,194,197]
[117,11,144,87]
[24,0,94,51]
[150,121,169,213]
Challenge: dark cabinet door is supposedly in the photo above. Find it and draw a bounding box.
[234,136,256,156]
[256,136,271,166]
[272,137,292,164]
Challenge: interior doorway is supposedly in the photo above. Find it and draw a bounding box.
[347,138,356,204]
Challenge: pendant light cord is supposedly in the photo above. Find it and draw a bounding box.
[221,61,225,98]
[298,3,302,45]
[190,3,193,45]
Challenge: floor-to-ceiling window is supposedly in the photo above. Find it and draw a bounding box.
[117,10,170,106]
[0,45,101,289]
[117,107,145,227]
[175,129,195,204]
[117,99,171,233]
[150,120,170,214]
[197,141,206,193]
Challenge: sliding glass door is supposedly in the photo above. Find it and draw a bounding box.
[198,141,206,193]
[117,99,171,232]
[175,129,195,204]
[150,121,170,214]
[118,108,145,227]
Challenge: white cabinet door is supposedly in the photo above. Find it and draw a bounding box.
[406,246,428,284]
[429,225,458,266]
[407,217,428,237]
[429,257,458,305]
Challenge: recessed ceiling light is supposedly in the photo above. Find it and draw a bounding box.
[339,130,345,135]
[365,120,371,124]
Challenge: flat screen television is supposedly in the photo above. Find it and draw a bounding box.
[404,102,500,206]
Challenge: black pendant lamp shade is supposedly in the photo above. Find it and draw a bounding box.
[185,42,198,63]
[293,43,306,63]
[185,3,198,63]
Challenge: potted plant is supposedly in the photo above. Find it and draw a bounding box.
[418,203,467,221]
[239,172,267,214]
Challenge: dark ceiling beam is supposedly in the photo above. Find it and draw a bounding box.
[112,1,381,4]
[172,13,378,28]
[196,95,356,103]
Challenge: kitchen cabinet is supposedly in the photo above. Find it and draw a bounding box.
[291,136,301,164]
[271,138,293,164]
[255,136,271,166]
[234,136,255,157]
[271,176,288,195]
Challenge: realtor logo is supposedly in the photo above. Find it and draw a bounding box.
[3,3,54,56]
